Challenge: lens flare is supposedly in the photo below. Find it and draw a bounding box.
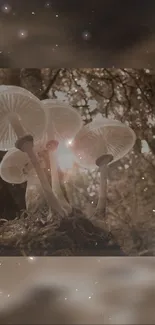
[55,141,76,171]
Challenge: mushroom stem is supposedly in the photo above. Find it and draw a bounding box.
[25,173,46,214]
[15,136,65,217]
[95,154,113,215]
[49,151,72,213]
[96,163,108,214]
[46,124,72,214]
[8,114,65,216]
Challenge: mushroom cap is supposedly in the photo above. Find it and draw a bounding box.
[0,148,34,184]
[0,85,45,150]
[41,99,83,142]
[71,118,136,168]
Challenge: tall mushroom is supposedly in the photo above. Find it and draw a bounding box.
[0,148,47,213]
[0,85,65,216]
[71,117,136,215]
[41,99,83,212]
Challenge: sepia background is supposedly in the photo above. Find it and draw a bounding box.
[1,2,155,324]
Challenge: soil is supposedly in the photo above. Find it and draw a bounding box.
[0,207,126,256]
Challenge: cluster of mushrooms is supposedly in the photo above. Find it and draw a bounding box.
[0,85,136,219]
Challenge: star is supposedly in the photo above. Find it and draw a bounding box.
[18,29,28,39]
[1,3,12,13]
[45,2,52,8]
[82,31,92,41]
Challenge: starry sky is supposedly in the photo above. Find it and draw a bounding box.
[0,0,155,67]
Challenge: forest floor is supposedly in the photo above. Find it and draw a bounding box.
[0,207,126,256]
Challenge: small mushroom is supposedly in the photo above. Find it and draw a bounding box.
[41,99,83,213]
[71,118,136,215]
[0,148,33,184]
[0,85,65,216]
[0,148,46,213]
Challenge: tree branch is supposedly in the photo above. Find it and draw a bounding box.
[40,69,66,99]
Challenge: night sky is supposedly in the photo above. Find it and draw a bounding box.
[0,0,155,67]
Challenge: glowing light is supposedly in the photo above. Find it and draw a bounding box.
[27,256,36,262]
[45,2,51,8]
[18,29,28,39]
[55,141,76,171]
[1,4,12,13]
[66,139,73,146]
[82,31,91,40]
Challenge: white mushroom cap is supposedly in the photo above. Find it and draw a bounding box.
[0,85,45,150]
[41,99,83,142]
[71,118,136,168]
[0,148,34,184]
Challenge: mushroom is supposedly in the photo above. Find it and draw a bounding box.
[41,99,83,213]
[71,118,136,215]
[0,85,65,216]
[0,148,33,184]
[0,148,46,213]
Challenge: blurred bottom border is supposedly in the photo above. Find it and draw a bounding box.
[0,257,154,324]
